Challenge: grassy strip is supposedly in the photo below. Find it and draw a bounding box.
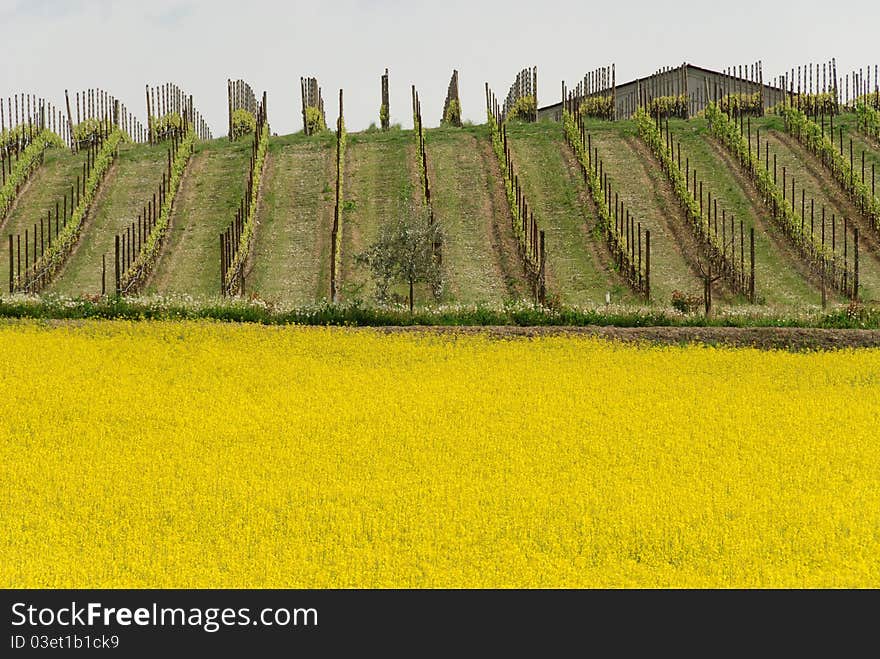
[562,111,647,295]
[18,130,124,293]
[119,130,195,294]
[225,123,269,292]
[635,109,746,294]
[0,295,875,329]
[1,131,64,220]
[778,105,880,231]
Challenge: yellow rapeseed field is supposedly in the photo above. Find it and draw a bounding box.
[1,320,879,588]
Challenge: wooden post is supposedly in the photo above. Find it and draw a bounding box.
[853,227,859,299]
[749,228,755,303]
[645,230,651,299]
[8,235,12,293]
[102,254,106,296]
[114,235,120,296]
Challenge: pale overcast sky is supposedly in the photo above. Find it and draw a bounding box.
[1,0,878,135]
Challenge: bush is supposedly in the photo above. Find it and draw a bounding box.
[672,290,702,314]
[231,109,256,139]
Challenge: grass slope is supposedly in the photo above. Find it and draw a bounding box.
[505,122,635,307]
[668,118,825,309]
[581,119,706,305]
[246,133,336,305]
[0,147,86,291]
[426,125,528,304]
[146,138,251,298]
[49,143,167,296]
[754,116,880,301]
[340,129,419,304]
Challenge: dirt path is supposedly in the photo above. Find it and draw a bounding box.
[246,135,335,304]
[366,324,880,350]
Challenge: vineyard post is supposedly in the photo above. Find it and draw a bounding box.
[227,79,233,141]
[7,235,12,294]
[114,236,120,296]
[854,227,859,300]
[64,90,74,151]
[749,228,755,303]
[101,254,106,296]
[645,230,651,299]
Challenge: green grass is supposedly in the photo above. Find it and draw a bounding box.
[504,121,636,307]
[753,115,880,301]
[145,138,251,298]
[667,118,825,309]
[581,119,705,305]
[425,125,528,303]
[246,133,336,304]
[49,142,167,296]
[0,146,87,291]
[340,129,418,304]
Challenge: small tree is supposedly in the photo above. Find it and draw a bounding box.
[357,202,443,312]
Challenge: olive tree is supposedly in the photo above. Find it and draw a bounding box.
[356,202,443,312]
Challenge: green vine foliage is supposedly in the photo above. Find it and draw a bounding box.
[20,129,125,291]
[151,112,183,142]
[506,96,536,122]
[719,92,764,117]
[856,102,880,141]
[379,104,389,129]
[778,104,880,230]
[225,122,271,291]
[1,123,39,152]
[647,94,688,118]
[305,106,326,134]
[578,96,614,120]
[119,128,196,294]
[73,118,112,144]
[442,99,461,127]
[1,130,64,219]
[231,109,256,139]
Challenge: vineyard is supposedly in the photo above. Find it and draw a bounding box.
[3,60,880,319]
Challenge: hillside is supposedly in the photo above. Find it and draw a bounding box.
[754,115,880,301]
[49,143,168,296]
[426,125,528,303]
[145,138,251,297]
[580,119,708,305]
[668,118,827,308]
[506,122,637,306]
[0,146,87,292]
[245,133,336,305]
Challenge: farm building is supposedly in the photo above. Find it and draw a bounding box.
[537,62,789,121]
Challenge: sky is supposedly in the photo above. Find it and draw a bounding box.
[1,0,878,136]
